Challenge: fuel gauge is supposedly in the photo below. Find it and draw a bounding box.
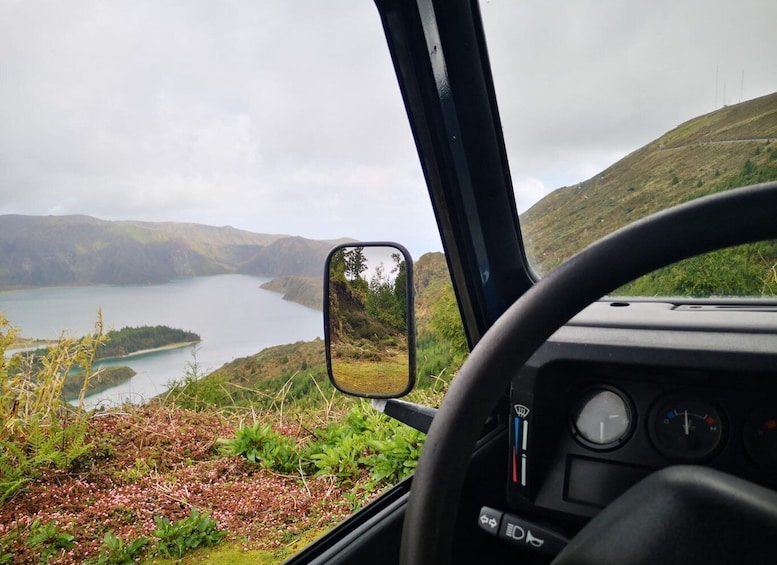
[649,396,724,461]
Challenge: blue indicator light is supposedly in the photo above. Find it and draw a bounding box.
[666,411,675,420]
[514,418,521,451]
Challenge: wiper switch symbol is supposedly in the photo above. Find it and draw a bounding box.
[514,404,530,418]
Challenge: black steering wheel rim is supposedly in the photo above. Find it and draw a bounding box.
[400,182,777,565]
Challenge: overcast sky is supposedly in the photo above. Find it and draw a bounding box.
[1,1,775,258]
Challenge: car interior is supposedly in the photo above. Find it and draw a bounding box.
[289,1,777,563]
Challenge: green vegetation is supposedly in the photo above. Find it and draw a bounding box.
[327,248,411,395]
[61,366,136,401]
[218,402,424,497]
[97,325,200,359]
[26,519,75,563]
[18,325,199,402]
[613,156,777,297]
[95,532,149,565]
[615,240,777,297]
[0,251,465,564]
[260,275,323,310]
[0,313,105,504]
[521,91,777,298]
[152,509,225,560]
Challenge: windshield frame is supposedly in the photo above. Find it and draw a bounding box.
[376,0,534,348]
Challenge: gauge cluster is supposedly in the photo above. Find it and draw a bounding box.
[507,360,777,520]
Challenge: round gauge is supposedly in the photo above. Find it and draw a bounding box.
[743,406,777,472]
[649,396,724,461]
[572,388,633,449]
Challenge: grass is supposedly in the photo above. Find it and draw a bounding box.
[521,92,777,277]
[330,353,410,396]
[0,249,464,564]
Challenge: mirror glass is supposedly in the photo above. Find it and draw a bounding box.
[325,244,415,398]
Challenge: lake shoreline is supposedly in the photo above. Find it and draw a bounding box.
[97,340,201,362]
[2,274,324,407]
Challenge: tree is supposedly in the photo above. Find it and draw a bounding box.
[329,249,347,283]
[344,247,367,281]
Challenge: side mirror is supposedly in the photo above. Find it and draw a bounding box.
[324,243,415,398]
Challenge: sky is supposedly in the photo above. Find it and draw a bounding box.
[1,0,775,259]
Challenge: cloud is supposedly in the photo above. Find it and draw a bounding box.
[0,0,774,258]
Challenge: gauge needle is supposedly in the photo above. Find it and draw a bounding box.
[683,410,690,435]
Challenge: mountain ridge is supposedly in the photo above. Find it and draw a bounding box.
[521,91,777,275]
[0,214,353,289]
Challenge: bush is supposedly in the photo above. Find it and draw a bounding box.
[0,313,107,503]
[217,422,303,474]
[95,532,149,565]
[152,508,224,559]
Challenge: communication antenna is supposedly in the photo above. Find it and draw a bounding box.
[715,64,719,108]
[740,70,744,103]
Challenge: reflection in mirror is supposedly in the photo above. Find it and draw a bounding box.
[324,243,415,398]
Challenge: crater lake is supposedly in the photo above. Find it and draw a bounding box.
[0,274,323,407]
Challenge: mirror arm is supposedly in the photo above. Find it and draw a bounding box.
[371,398,437,434]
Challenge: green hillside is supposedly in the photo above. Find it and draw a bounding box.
[0,215,351,289]
[260,276,323,310]
[168,252,466,411]
[521,92,777,296]
[522,92,777,274]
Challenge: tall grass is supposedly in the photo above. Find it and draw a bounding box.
[0,312,107,503]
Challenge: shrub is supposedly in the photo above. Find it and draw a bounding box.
[0,313,107,503]
[152,508,224,559]
[25,519,75,563]
[95,532,149,565]
[217,422,303,474]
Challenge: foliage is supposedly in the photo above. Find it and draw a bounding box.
[217,422,303,474]
[61,366,136,402]
[215,402,425,497]
[94,532,149,565]
[365,254,408,332]
[428,285,468,361]
[616,240,777,297]
[151,508,225,559]
[260,275,323,310]
[521,93,777,276]
[97,325,200,359]
[308,403,425,489]
[612,158,777,297]
[344,247,367,281]
[25,519,75,564]
[685,157,777,202]
[0,313,106,503]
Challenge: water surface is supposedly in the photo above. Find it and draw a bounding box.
[0,275,323,406]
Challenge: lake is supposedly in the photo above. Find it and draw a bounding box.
[0,275,323,407]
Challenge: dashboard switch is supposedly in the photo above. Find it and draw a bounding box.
[479,506,569,556]
[477,506,502,536]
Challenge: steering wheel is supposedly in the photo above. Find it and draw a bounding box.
[400,182,777,564]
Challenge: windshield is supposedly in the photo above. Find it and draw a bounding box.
[0,3,463,563]
[481,0,777,296]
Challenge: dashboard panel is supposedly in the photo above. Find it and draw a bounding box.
[505,300,777,523]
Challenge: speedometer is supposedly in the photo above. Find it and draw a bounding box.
[571,387,633,449]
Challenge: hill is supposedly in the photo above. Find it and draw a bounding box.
[260,276,323,310]
[0,215,351,289]
[521,92,777,276]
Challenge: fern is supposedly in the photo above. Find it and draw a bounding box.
[0,313,105,502]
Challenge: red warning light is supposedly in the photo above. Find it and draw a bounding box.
[764,419,777,431]
[706,416,716,425]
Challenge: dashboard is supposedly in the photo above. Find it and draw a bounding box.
[506,300,777,523]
